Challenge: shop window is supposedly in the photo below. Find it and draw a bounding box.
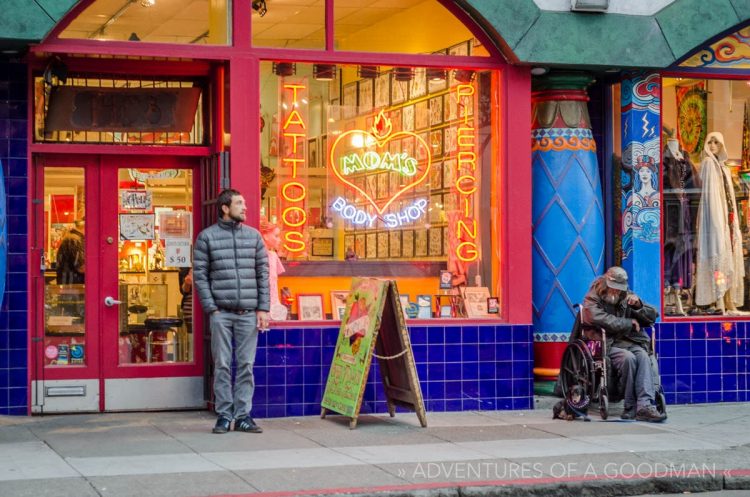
[260,58,499,320]
[33,75,206,146]
[58,0,230,45]
[662,77,750,317]
[252,0,325,49]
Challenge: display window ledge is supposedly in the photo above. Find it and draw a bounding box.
[268,318,507,329]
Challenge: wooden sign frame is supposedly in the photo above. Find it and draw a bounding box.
[321,278,427,429]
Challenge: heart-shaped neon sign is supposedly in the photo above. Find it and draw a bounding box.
[329,110,431,214]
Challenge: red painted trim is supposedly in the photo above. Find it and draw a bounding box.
[32,39,234,60]
[504,65,533,324]
[208,470,734,497]
[531,90,589,102]
[268,318,509,329]
[252,50,498,69]
[325,0,334,51]
[233,0,252,50]
[213,65,226,153]
[30,144,211,156]
[28,57,212,77]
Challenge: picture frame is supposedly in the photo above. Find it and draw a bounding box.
[402,105,415,132]
[415,100,429,130]
[410,67,427,99]
[329,76,341,102]
[390,72,409,105]
[439,304,453,318]
[344,234,354,254]
[355,233,366,258]
[399,294,411,312]
[429,194,443,223]
[444,92,458,122]
[377,231,389,258]
[375,73,390,108]
[487,297,500,314]
[389,109,402,132]
[308,137,319,168]
[377,173,388,199]
[439,270,453,290]
[428,226,443,256]
[366,232,377,259]
[415,228,428,257]
[389,230,401,258]
[297,294,324,321]
[342,82,358,119]
[401,230,414,258]
[330,291,349,320]
[320,134,328,169]
[430,130,443,157]
[416,294,432,319]
[358,78,373,115]
[158,210,192,239]
[444,126,458,154]
[119,213,155,240]
[429,96,444,126]
[416,131,429,162]
[461,287,492,318]
[311,237,334,257]
[443,159,456,191]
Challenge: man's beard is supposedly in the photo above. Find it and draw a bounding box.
[229,212,245,222]
[604,293,620,305]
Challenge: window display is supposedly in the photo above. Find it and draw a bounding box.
[662,78,750,316]
[260,55,499,319]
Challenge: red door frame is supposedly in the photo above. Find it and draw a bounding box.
[31,154,204,411]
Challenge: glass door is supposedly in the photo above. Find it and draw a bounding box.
[32,155,204,412]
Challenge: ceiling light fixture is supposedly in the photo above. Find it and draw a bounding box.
[273,62,296,77]
[313,64,337,81]
[252,0,268,17]
[454,69,475,83]
[530,67,549,76]
[358,65,379,79]
[393,67,413,82]
[140,0,156,6]
[426,68,447,82]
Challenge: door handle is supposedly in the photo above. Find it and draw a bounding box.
[104,296,122,307]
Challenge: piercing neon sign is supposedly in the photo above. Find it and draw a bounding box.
[329,110,431,215]
[454,84,479,262]
[279,83,308,253]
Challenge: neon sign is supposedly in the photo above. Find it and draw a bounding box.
[454,84,479,262]
[329,110,431,215]
[331,196,427,228]
[279,83,308,253]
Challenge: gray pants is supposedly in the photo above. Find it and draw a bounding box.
[210,311,258,420]
[610,343,655,410]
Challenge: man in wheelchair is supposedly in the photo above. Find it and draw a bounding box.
[581,266,666,422]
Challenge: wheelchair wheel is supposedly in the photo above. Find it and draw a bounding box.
[559,341,595,396]
[655,387,668,419]
[599,386,609,420]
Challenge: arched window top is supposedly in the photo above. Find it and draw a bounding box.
[58,0,230,45]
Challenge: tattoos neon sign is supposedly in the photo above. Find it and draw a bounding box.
[279,83,308,253]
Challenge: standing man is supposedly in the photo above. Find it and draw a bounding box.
[56,218,85,285]
[194,189,270,434]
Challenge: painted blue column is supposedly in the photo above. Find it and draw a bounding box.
[531,74,605,377]
[620,73,661,308]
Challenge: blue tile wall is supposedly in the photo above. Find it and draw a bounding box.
[655,321,750,405]
[252,323,534,418]
[0,59,28,416]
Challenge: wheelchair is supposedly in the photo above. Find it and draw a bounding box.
[558,304,667,420]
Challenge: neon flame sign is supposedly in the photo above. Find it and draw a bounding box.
[279,83,308,253]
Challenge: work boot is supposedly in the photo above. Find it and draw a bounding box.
[235,416,263,433]
[212,416,232,434]
[636,405,666,423]
[620,406,636,420]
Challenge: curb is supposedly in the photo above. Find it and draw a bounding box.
[214,471,750,497]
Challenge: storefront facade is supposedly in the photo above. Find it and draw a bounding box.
[0,0,533,414]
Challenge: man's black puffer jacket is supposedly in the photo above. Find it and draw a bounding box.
[193,218,270,314]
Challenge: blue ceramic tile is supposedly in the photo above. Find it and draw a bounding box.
[675,375,691,392]
[427,327,445,345]
[723,391,738,402]
[675,392,691,404]
[445,362,461,380]
[512,397,532,409]
[461,344,479,362]
[479,380,495,398]
[661,375,675,394]
[707,374,722,391]
[265,330,286,346]
[690,338,706,357]
[512,360,531,378]
[8,353,26,369]
[285,330,303,347]
[444,381,461,398]
[690,357,706,375]
[704,322,721,339]
[444,326,462,344]
[8,369,25,388]
[427,344,445,363]
[511,326,529,343]
[266,404,286,417]
[495,361,513,379]
[675,323,691,340]
[303,347,321,365]
[285,385,303,404]
[445,399,462,411]
[691,392,707,404]
[286,403,304,417]
[427,363,445,382]
[462,398,479,410]
[478,361,494,379]
[462,380,479,398]
[428,399,446,411]
[478,343,494,362]
[409,326,426,345]
[303,403,320,416]
[304,384,322,402]
[658,340,676,358]
[722,340,738,356]
[285,366,304,385]
[659,358,675,376]
[322,328,339,347]
[514,342,532,362]
[302,328,321,347]
[657,323,675,340]
[706,339,721,357]
[496,379,513,397]
[267,385,286,404]
[412,344,427,363]
[495,343,513,362]
[8,388,25,407]
[691,375,706,392]
[495,326,512,343]
[427,381,445,399]
[513,378,531,397]
[675,340,690,358]
[416,363,427,380]
[462,326,479,343]
[462,362,479,381]
[707,358,722,375]
[722,356,738,373]
[707,391,722,403]
[444,344,461,362]
[722,374,738,391]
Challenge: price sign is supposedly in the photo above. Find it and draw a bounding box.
[165,238,192,267]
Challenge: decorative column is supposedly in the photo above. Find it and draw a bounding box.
[531,72,604,380]
[620,73,661,308]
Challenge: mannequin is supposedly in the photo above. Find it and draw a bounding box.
[260,218,288,320]
[662,137,699,315]
[694,132,746,315]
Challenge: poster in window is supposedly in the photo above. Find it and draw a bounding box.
[377,231,389,258]
[389,231,401,258]
[429,194,443,223]
[448,42,470,86]
[430,129,443,157]
[374,73,390,109]
[410,67,427,99]
[358,79,373,115]
[391,73,409,105]
[158,210,192,239]
[676,81,707,156]
[312,237,334,257]
[461,287,491,318]
[165,238,192,267]
[415,100,429,130]
[342,82,358,119]
[429,96,443,126]
[389,109,402,132]
[344,234,354,254]
[120,214,155,240]
[121,190,152,210]
[377,173,388,199]
[366,233,377,259]
[402,135,415,159]
[389,136,401,155]
[355,233,366,258]
[443,159,456,191]
[417,132,429,162]
[330,291,349,320]
[402,105,415,132]
[308,137,319,168]
[444,92,458,122]
[328,98,341,121]
[444,126,457,154]
[389,172,401,196]
[444,190,457,213]
[297,294,324,321]
[415,228,428,257]
[401,229,414,258]
[365,174,377,199]
[430,163,443,190]
[428,226,442,256]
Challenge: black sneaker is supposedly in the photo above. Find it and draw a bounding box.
[621,407,636,420]
[235,416,263,433]
[636,405,666,423]
[212,417,231,434]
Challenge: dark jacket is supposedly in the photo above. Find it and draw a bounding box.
[580,276,658,350]
[193,218,270,314]
[56,228,85,284]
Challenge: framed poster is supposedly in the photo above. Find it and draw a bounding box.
[377,173,388,199]
[297,294,324,321]
[119,214,155,240]
[415,228,428,257]
[430,163,443,190]
[390,73,408,105]
[417,132,429,162]
[365,174,377,198]
[330,291,350,320]
[443,159,456,191]
[377,231,389,258]
[344,234,354,254]
[358,78,373,115]
[487,297,500,314]
[121,190,152,210]
[444,126,457,154]
[402,136,415,158]
[342,82,358,119]
[329,76,341,102]
[430,130,443,157]
[389,109,402,132]
[416,294,432,318]
[311,237,334,256]
[461,287,492,318]
[355,233,366,258]
[410,67,427,99]
[158,210,192,239]
[366,232,377,259]
[428,71,448,94]
[375,73,390,108]
[401,229,414,258]
[429,96,443,126]
[439,270,453,290]
[428,226,442,256]
[308,137,320,168]
[444,92,458,122]
[389,230,401,258]
[415,100,429,130]
[443,225,449,255]
[402,105,415,132]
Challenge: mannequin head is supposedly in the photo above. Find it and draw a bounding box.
[260,217,281,251]
[702,132,728,163]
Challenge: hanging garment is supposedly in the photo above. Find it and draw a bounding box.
[695,132,745,306]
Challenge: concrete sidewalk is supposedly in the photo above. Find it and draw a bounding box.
[1,399,750,497]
